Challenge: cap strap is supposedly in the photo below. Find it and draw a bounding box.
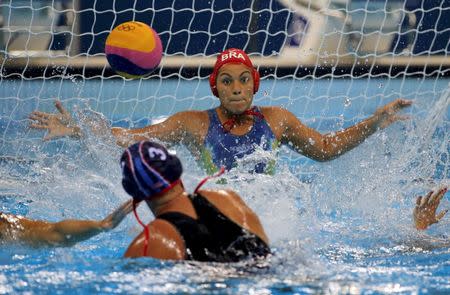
[194,166,225,194]
[132,200,150,256]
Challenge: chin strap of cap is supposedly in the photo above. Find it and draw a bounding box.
[132,200,150,256]
[222,106,265,132]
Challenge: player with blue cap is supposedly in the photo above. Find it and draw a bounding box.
[121,140,271,262]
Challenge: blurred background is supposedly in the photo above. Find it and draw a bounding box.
[0,0,449,77]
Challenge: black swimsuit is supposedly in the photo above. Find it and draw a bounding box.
[158,193,270,262]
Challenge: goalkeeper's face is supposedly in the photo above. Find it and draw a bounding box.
[216,63,254,115]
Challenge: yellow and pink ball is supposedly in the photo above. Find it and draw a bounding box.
[105,21,162,79]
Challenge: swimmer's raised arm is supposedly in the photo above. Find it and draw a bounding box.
[269,99,412,161]
[29,100,206,148]
[1,200,134,247]
[413,187,448,230]
[111,110,207,148]
[47,199,134,246]
[29,100,82,141]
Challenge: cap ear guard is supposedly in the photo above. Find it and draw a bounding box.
[252,69,260,93]
[121,161,148,201]
[122,177,141,201]
[209,74,218,97]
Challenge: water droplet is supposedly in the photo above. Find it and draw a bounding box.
[264,90,268,96]
[378,83,384,88]
[308,138,316,145]
[344,98,351,107]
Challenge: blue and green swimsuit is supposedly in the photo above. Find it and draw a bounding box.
[200,107,278,174]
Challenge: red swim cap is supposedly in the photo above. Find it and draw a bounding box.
[209,48,260,97]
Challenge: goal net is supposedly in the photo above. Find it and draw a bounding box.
[0,0,448,183]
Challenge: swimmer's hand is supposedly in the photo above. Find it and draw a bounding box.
[373,98,412,129]
[29,100,81,140]
[413,187,448,230]
[99,200,135,231]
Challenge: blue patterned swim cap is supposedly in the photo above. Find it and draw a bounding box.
[120,141,183,201]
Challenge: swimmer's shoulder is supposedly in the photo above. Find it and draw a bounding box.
[259,106,295,122]
[258,106,296,137]
[170,110,210,139]
[124,219,186,260]
[172,110,209,124]
[197,189,247,208]
[197,189,269,244]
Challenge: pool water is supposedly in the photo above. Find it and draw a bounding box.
[0,77,449,294]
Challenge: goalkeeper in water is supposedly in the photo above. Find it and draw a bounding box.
[30,48,411,174]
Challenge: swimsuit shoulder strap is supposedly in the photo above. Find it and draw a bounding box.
[206,108,221,126]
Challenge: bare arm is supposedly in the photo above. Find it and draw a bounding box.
[111,111,206,148]
[272,99,412,161]
[413,187,448,230]
[24,200,134,246]
[29,100,205,148]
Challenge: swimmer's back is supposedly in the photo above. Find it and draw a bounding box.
[197,189,269,245]
[124,189,269,260]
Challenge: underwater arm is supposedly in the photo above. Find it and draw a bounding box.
[413,187,448,230]
[280,99,412,161]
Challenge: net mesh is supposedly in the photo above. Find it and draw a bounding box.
[0,0,448,182]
